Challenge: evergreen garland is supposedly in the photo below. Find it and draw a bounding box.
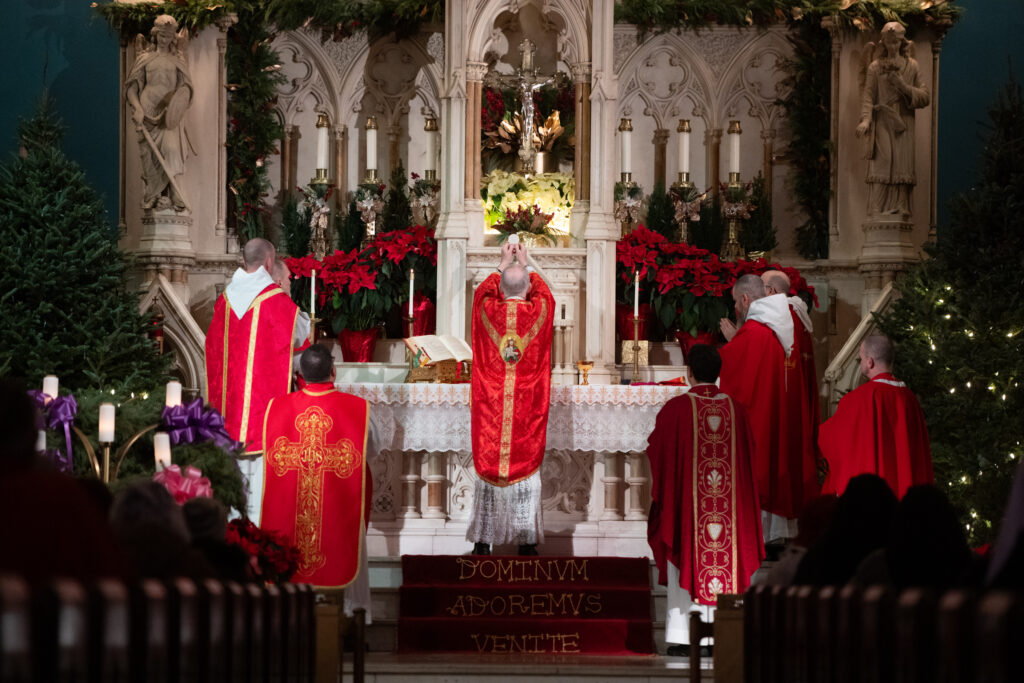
[379,161,414,234]
[0,96,171,392]
[741,172,779,253]
[226,2,284,243]
[279,191,310,257]
[644,182,677,240]
[877,78,1024,545]
[691,194,725,254]
[337,199,367,252]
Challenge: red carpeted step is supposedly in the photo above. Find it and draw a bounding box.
[399,584,652,619]
[400,554,650,587]
[397,616,655,655]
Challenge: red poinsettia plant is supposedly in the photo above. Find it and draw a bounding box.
[285,225,437,333]
[225,518,300,584]
[617,225,816,337]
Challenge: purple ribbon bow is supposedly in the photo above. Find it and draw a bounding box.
[27,390,77,473]
[162,398,236,449]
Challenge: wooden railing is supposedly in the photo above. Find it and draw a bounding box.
[744,583,1024,683]
[0,574,321,683]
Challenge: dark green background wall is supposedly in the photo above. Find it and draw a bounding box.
[1,0,1021,238]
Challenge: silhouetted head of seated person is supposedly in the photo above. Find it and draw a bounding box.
[183,496,251,582]
[0,377,40,475]
[886,484,974,589]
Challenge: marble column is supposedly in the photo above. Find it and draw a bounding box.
[570,63,592,238]
[333,125,347,214]
[653,128,669,188]
[761,128,776,199]
[215,15,236,241]
[465,61,488,247]
[583,0,621,384]
[280,124,295,199]
[824,17,842,250]
[434,0,470,338]
[708,128,723,202]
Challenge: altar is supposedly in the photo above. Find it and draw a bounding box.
[342,382,687,558]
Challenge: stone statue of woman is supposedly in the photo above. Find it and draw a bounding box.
[125,14,194,212]
[856,22,930,220]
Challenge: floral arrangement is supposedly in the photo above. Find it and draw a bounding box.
[614,181,646,223]
[409,172,441,227]
[481,83,575,172]
[481,170,574,234]
[493,205,556,246]
[225,518,300,584]
[720,181,756,221]
[285,224,437,333]
[617,225,816,337]
[354,181,386,227]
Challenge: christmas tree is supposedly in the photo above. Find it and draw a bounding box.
[337,199,366,252]
[741,173,779,254]
[379,160,413,234]
[0,96,171,392]
[644,182,677,240]
[878,78,1024,544]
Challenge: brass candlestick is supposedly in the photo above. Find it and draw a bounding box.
[404,314,415,370]
[74,424,159,483]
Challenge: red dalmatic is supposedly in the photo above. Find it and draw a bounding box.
[647,385,765,605]
[261,384,370,587]
[205,285,297,453]
[470,272,555,486]
[719,320,818,519]
[820,373,932,499]
[782,307,822,504]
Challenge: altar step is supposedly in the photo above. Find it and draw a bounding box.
[397,555,654,655]
[366,556,671,654]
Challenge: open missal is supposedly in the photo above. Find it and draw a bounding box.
[403,334,473,367]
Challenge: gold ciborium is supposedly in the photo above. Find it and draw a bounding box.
[576,360,594,386]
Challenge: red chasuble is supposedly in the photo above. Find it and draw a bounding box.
[470,272,555,486]
[819,372,933,499]
[719,320,817,519]
[647,385,765,605]
[205,284,298,453]
[782,307,822,503]
[261,383,370,587]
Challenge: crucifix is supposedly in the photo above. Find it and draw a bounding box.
[485,38,559,173]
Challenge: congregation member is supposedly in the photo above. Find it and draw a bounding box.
[183,496,251,583]
[467,241,555,556]
[204,237,309,519]
[647,345,764,656]
[762,269,821,489]
[987,460,1024,590]
[819,334,932,498]
[261,344,373,618]
[719,274,818,542]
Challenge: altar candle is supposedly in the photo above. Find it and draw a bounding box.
[678,119,691,174]
[409,269,415,317]
[42,375,58,399]
[633,272,639,318]
[424,118,438,172]
[36,430,46,453]
[154,432,171,472]
[98,403,115,443]
[619,119,632,175]
[366,117,378,171]
[165,380,182,408]
[315,113,330,170]
[311,269,316,317]
[728,120,742,175]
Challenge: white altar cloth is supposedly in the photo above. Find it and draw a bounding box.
[335,383,688,455]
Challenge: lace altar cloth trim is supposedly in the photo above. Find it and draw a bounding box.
[335,383,687,454]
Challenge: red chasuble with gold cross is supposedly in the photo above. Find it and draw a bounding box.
[261,384,370,587]
[470,272,555,486]
[647,385,765,605]
[205,285,298,454]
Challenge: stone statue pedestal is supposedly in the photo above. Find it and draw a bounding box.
[858,217,918,314]
[136,209,196,304]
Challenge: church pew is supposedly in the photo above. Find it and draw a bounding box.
[196,579,227,683]
[0,575,31,682]
[937,590,977,683]
[87,578,130,683]
[742,584,769,683]
[859,585,895,683]
[767,585,787,683]
[31,578,90,682]
[834,585,862,683]
[222,581,248,683]
[165,578,201,683]
[294,583,316,683]
[129,579,170,683]
[812,586,839,683]
[278,583,301,682]
[790,585,816,683]
[263,584,284,681]
[244,582,267,682]
[975,591,1024,683]
[687,610,714,683]
[894,588,937,683]
[781,586,803,683]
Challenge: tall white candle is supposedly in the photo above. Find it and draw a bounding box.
[678,120,691,174]
[310,269,316,318]
[165,381,182,408]
[316,120,329,170]
[425,121,437,173]
[620,121,632,175]
[154,432,171,472]
[366,119,378,171]
[98,403,115,443]
[42,375,58,399]
[36,430,46,453]
[728,120,741,175]
[633,272,639,317]
[409,269,415,318]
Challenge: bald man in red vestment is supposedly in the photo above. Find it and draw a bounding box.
[719,274,818,542]
[467,242,554,556]
[205,238,310,519]
[647,344,764,655]
[820,334,932,498]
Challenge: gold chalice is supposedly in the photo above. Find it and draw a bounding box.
[576,360,594,386]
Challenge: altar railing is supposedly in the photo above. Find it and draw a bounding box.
[339,383,686,556]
